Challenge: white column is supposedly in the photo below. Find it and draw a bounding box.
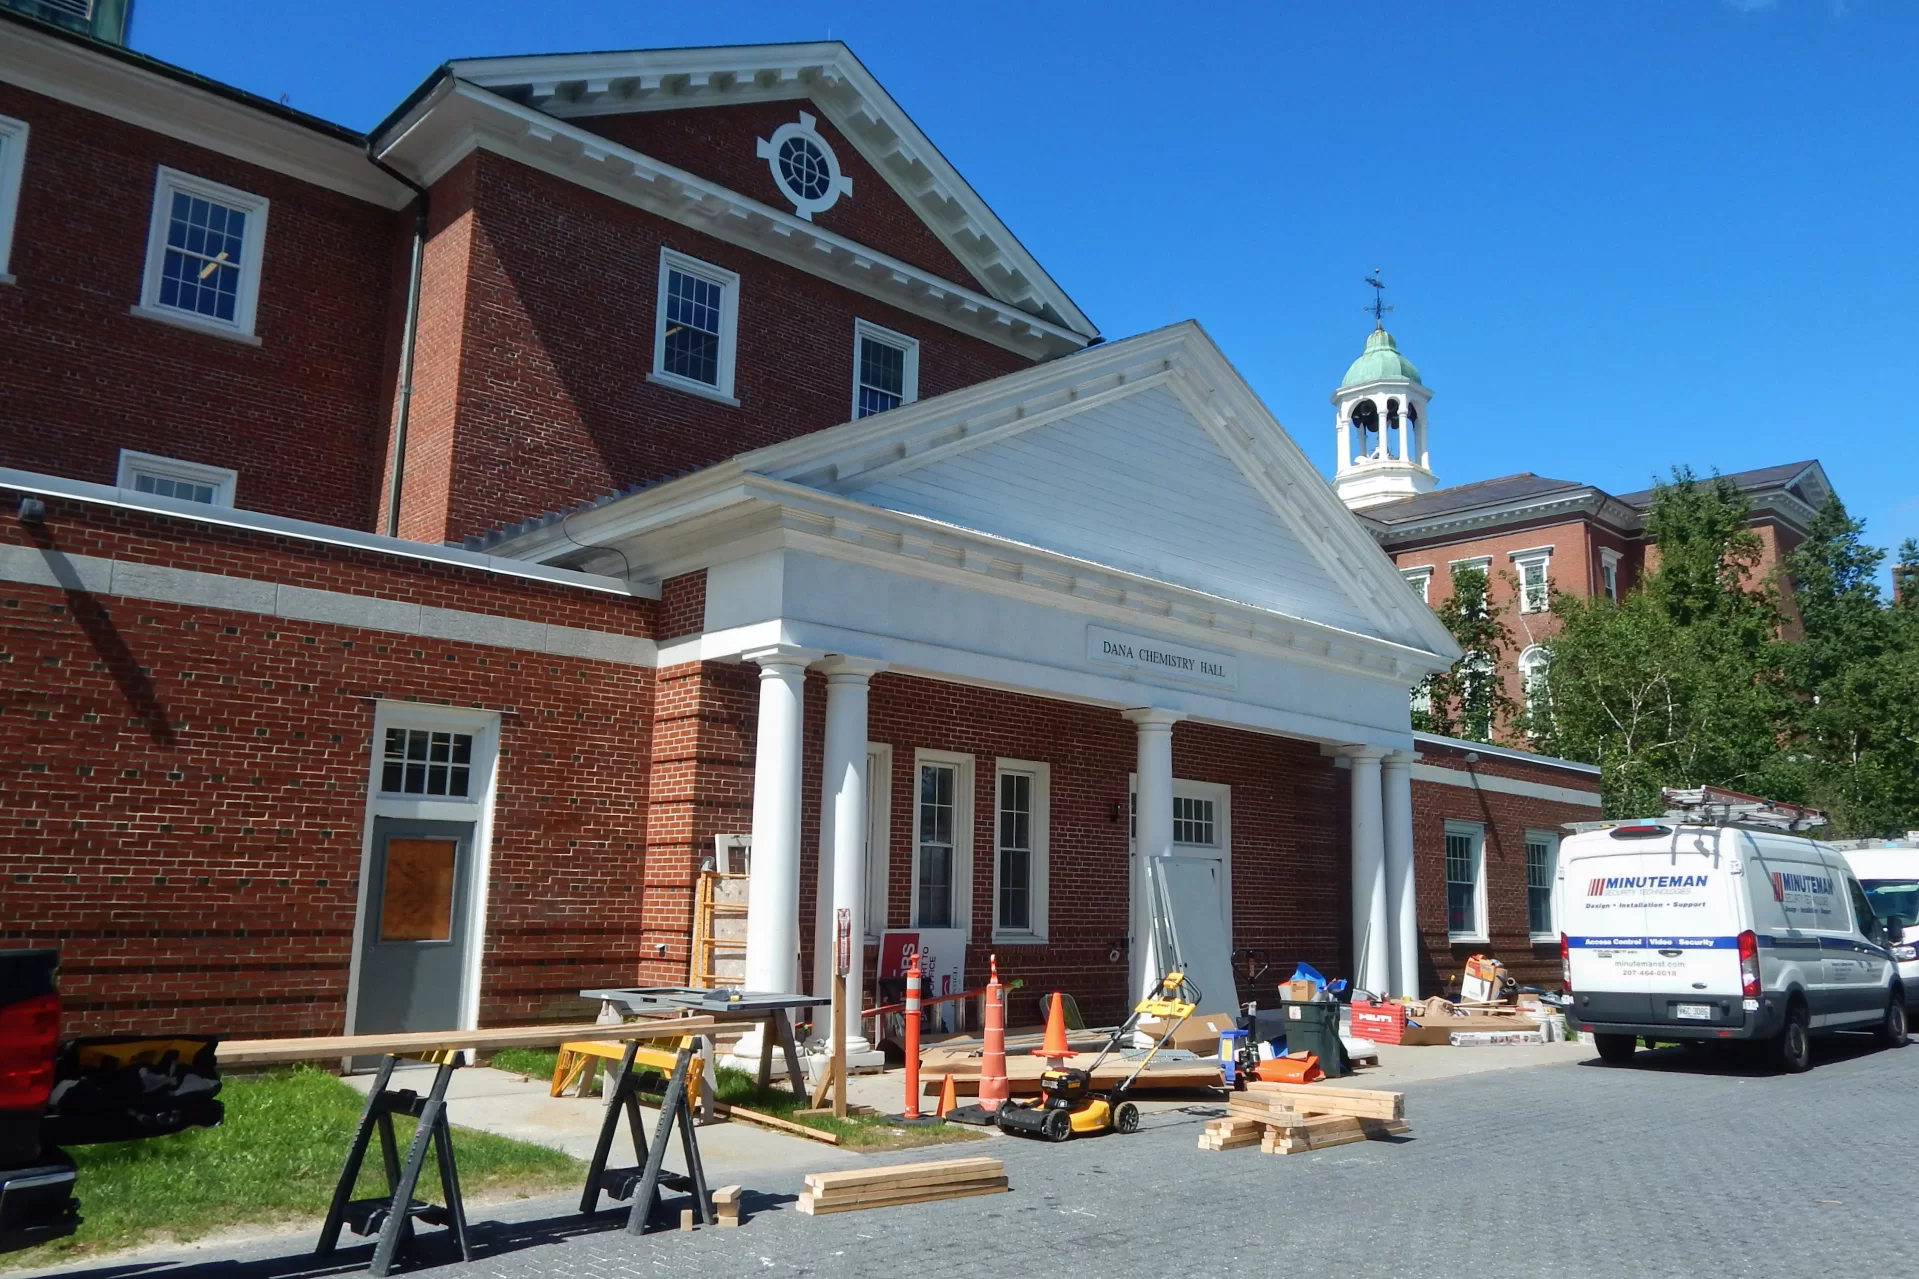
[1382,750,1419,997]
[1122,708,1185,1001]
[726,645,819,1068]
[1335,408,1351,475]
[1345,747,1391,997]
[815,656,884,1060]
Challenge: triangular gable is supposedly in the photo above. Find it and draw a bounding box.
[748,323,1463,657]
[442,43,1095,339]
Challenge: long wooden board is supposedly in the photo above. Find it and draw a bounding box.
[217,1016,752,1066]
[796,1179,1009,1215]
[710,1102,841,1146]
[804,1157,1003,1193]
[1242,1082,1405,1120]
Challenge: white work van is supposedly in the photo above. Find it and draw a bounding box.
[1835,845,1919,1010]
[1555,821,1908,1071]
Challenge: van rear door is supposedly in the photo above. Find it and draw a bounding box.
[1561,826,1742,1025]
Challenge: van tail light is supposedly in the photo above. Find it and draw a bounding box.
[1737,930,1760,998]
[0,992,61,1109]
[1561,933,1572,992]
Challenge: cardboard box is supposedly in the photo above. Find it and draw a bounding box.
[1169,1011,1243,1055]
[1281,979,1319,1003]
[1449,1030,1547,1047]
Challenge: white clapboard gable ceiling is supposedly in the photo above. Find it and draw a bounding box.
[751,322,1460,656]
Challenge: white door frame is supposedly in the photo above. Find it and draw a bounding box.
[1128,774,1232,998]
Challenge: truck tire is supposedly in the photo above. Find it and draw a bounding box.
[1876,995,1909,1049]
[1770,1001,1812,1074]
[1594,1033,1638,1064]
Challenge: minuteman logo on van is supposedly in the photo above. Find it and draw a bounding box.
[1770,871,1832,901]
[1586,874,1709,897]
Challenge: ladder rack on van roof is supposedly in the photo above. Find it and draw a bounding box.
[1564,786,1830,836]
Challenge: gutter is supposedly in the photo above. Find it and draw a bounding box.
[365,147,429,538]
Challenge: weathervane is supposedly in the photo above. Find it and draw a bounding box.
[1363,270,1393,328]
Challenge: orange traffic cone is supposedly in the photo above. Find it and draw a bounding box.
[936,1073,957,1119]
[1034,991,1073,1059]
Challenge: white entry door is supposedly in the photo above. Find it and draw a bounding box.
[1129,780,1233,1007]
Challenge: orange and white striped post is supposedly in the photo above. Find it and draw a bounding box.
[902,950,922,1120]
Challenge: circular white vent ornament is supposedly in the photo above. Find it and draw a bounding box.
[755,112,852,220]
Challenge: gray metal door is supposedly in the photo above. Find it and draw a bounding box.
[355,818,476,1035]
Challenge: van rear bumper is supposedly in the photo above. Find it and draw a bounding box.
[1569,992,1785,1041]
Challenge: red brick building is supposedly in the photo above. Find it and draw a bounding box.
[1326,324,1832,717]
[0,11,1598,1046]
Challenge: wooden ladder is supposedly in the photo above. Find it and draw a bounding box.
[689,868,749,988]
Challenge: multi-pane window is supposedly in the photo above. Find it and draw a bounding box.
[1516,554,1551,613]
[135,473,214,503]
[1402,569,1432,604]
[1526,834,1556,937]
[139,168,267,336]
[1599,552,1620,603]
[1519,646,1551,729]
[996,772,1033,933]
[381,728,473,797]
[852,321,919,420]
[116,450,235,508]
[652,249,738,398]
[661,268,723,387]
[1173,796,1215,846]
[916,762,956,928]
[1445,823,1482,939]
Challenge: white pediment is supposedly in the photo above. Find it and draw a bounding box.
[751,324,1462,658]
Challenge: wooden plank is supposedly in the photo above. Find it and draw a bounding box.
[710,1102,840,1146]
[1240,1083,1404,1120]
[806,1167,1006,1198]
[796,1179,1009,1215]
[711,1184,742,1207]
[804,1156,1002,1193]
[217,1016,752,1066]
[1260,1117,1409,1155]
[803,1176,1007,1208]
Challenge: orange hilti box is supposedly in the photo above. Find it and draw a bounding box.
[1349,998,1408,1045]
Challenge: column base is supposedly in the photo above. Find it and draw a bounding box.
[801,1045,888,1082]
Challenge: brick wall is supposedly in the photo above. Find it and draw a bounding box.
[578,101,987,293]
[396,151,1035,544]
[0,83,401,530]
[0,493,657,1036]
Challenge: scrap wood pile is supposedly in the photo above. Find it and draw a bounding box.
[797,1156,1008,1216]
[1198,1081,1408,1155]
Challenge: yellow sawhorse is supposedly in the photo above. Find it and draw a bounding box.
[551,1037,717,1119]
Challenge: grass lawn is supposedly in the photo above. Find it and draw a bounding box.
[5,1067,580,1272]
[488,1049,982,1152]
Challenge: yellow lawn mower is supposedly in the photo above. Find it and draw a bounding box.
[994,967,1199,1142]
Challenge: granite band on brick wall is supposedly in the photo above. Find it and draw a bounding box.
[0,544,656,665]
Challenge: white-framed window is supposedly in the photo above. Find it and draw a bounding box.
[1401,566,1433,604]
[992,758,1049,942]
[910,749,973,934]
[1599,549,1621,603]
[852,319,919,419]
[651,248,740,403]
[864,744,892,944]
[115,449,237,507]
[1510,547,1552,614]
[0,113,28,282]
[754,111,853,221]
[1444,820,1487,942]
[364,702,499,819]
[136,166,269,339]
[1525,830,1559,940]
[1518,645,1551,728]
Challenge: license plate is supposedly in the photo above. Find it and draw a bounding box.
[1676,1004,1713,1020]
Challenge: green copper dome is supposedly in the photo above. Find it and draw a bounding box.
[1339,327,1423,389]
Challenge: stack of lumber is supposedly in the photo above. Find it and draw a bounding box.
[1207,1082,1409,1156]
[916,1043,1221,1096]
[711,1184,742,1228]
[796,1156,1008,1216]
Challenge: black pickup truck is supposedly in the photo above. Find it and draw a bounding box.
[0,949,224,1254]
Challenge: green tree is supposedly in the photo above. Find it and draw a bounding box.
[1533,469,1789,817]
[1411,564,1520,744]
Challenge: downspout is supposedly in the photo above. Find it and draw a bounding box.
[367,146,429,539]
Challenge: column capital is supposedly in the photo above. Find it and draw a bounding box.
[742,644,826,672]
[1335,744,1389,762]
[1382,749,1420,768]
[1121,707,1188,729]
[817,654,888,682]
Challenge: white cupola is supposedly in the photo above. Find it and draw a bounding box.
[1331,326,1436,511]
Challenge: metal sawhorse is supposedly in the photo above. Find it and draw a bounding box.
[317,1055,469,1276]
[579,1039,712,1234]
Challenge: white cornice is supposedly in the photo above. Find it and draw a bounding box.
[438,43,1096,340]
[375,82,1083,360]
[0,22,408,209]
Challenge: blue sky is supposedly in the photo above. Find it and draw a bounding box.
[135,0,1919,565]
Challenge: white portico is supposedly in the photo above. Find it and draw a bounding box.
[491,322,1463,1045]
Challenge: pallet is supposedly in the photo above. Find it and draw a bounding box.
[797,1157,1007,1216]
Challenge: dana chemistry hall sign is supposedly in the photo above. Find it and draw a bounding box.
[1086,625,1238,692]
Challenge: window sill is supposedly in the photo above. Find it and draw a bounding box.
[0,272,15,286]
[128,303,262,346]
[1448,934,1490,946]
[1529,933,1558,945]
[990,933,1049,946]
[647,370,739,407]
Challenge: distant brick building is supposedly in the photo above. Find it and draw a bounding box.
[1326,323,1832,715]
[0,9,1597,1045]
